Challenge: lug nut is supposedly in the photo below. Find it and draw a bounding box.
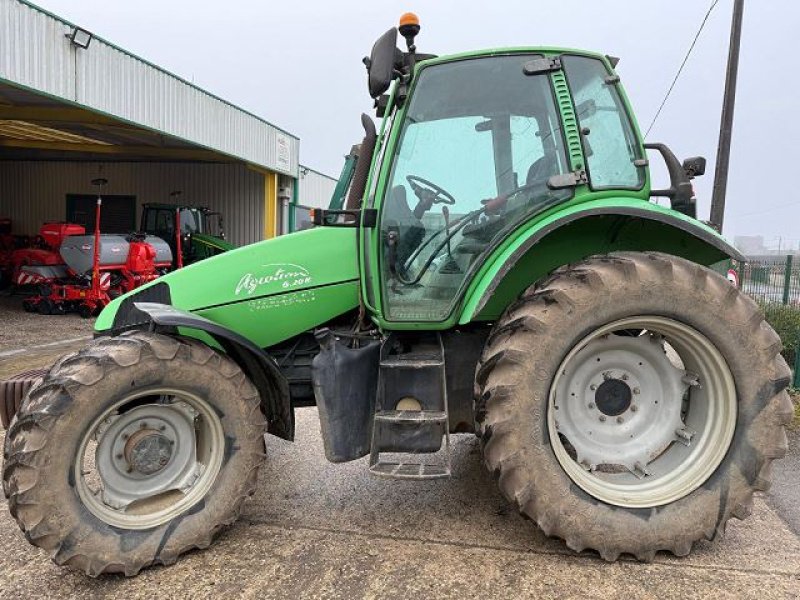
[599,416,606,422]
[633,387,640,395]
[590,384,597,391]
[617,416,624,424]
[588,402,595,410]
[622,374,629,381]
[631,405,639,412]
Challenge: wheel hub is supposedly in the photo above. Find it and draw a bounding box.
[553,333,690,477]
[594,379,632,416]
[124,429,173,475]
[94,402,203,510]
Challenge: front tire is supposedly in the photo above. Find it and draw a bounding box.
[2,331,267,576]
[476,252,793,560]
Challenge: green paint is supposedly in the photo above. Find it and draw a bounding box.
[550,69,584,170]
[191,233,235,256]
[95,226,360,344]
[461,197,732,323]
[327,153,358,211]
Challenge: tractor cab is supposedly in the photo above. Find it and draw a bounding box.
[343,14,704,329]
[141,201,231,267]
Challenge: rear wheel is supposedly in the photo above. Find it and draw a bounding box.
[2,332,267,576]
[476,252,793,560]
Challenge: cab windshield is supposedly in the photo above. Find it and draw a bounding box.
[380,54,571,321]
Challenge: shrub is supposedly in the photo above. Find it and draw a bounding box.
[759,301,800,368]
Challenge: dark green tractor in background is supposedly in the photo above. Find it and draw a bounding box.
[2,14,792,576]
[141,198,233,268]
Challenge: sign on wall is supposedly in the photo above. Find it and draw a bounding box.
[276,133,291,174]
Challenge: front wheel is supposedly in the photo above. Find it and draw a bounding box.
[476,252,793,560]
[2,331,267,576]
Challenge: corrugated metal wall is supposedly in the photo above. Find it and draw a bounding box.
[0,0,300,176]
[297,167,337,209]
[0,161,265,247]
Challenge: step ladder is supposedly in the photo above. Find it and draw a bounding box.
[369,333,451,480]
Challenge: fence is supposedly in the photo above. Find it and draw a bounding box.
[736,255,800,306]
[736,255,800,387]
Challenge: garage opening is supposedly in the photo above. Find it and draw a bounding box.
[65,194,136,233]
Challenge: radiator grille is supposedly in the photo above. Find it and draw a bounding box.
[111,282,172,330]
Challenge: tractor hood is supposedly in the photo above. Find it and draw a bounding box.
[95,227,361,348]
[191,232,235,253]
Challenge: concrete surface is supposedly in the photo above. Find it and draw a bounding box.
[0,341,798,598]
[1,403,799,598]
[0,295,94,352]
[770,428,800,537]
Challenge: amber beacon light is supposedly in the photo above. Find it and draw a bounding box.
[399,12,420,39]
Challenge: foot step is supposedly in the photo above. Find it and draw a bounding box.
[369,333,451,480]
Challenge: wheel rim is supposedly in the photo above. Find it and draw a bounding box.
[75,387,225,529]
[548,316,737,508]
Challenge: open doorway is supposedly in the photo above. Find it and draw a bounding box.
[66,194,136,233]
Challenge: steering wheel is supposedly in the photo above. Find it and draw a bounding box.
[406,175,457,206]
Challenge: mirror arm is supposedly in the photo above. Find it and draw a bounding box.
[312,209,377,229]
[644,143,696,218]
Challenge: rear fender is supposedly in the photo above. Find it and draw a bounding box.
[459,202,744,323]
[131,302,293,440]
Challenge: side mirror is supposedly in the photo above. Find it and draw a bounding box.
[365,28,398,99]
[644,143,696,218]
[682,156,706,179]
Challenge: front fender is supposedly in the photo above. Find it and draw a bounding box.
[459,199,743,323]
[131,302,294,441]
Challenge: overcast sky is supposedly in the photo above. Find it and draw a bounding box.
[31,0,796,247]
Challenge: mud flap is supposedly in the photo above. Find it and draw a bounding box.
[311,329,380,463]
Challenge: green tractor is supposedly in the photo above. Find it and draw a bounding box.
[141,195,233,268]
[3,15,792,576]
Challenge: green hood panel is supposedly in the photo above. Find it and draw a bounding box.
[96,227,360,347]
[191,233,235,252]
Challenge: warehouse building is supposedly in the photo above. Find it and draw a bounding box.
[292,166,338,231]
[0,0,335,246]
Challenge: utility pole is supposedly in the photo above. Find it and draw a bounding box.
[710,0,745,232]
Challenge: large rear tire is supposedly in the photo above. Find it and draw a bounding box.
[2,331,267,576]
[475,252,793,560]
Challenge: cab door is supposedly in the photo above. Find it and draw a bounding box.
[362,54,572,329]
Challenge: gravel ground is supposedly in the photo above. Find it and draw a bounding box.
[0,294,94,352]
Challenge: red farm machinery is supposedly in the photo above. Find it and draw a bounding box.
[7,179,172,317]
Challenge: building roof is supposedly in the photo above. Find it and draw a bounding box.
[0,0,300,175]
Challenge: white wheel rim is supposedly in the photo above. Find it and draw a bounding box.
[548,317,737,508]
[75,388,225,529]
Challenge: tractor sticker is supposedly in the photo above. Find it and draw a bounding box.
[246,289,316,311]
[234,263,312,296]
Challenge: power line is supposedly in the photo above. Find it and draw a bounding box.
[645,0,721,138]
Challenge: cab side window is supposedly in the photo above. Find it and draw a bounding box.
[562,55,644,190]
